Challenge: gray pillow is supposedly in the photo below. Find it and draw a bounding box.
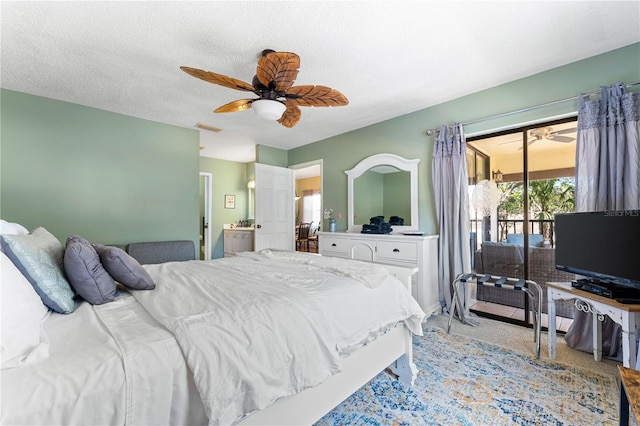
[93,244,155,290]
[64,237,116,305]
[0,227,75,313]
[66,234,91,246]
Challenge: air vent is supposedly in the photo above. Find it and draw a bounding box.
[195,123,223,133]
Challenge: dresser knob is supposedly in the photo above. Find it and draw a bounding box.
[331,243,337,247]
[393,248,400,253]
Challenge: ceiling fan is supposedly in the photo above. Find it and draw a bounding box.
[529,126,575,143]
[499,126,576,148]
[181,49,349,128]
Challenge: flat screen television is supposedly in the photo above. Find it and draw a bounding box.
[554,211,640,293]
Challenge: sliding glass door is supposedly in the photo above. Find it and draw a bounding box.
[467,117,577,330]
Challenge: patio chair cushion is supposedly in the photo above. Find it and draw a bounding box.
[506,233,545,246]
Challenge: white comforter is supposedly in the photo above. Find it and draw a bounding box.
[2,251,424,426]
[1,293,207,426]
[134,250,424,425]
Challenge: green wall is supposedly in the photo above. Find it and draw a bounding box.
[352,170,410,225]
[353,170,383,224]
[256,144,288,167]
[199,157,249,259]
[288,42,640,234]
[383,171,411,223]
[1,89,200,247]
[2,43,638,252]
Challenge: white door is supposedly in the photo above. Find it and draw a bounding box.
[254,163,295,251]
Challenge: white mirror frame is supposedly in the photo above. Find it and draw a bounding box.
[345,153,420,233]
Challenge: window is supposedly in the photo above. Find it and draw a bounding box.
[466,146,489,185]
[301,190,321,225]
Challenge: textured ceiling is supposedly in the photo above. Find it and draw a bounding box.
[2,1,639,162]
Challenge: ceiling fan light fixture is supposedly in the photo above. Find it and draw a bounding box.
[252,99,286,121]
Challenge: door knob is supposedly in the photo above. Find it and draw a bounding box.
[256,224,262,229]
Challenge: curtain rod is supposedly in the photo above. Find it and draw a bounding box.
[424,81,640,136]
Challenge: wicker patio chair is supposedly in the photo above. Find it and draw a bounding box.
[475,242,575,318]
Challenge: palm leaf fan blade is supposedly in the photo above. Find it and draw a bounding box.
[278,104,302,128]
[214,99,254,113]
[180,66,255,92]
[256,52,300,91]
[285,85,349,107]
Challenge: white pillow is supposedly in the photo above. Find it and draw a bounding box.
[1,251,50,369]
[0,220,29,236]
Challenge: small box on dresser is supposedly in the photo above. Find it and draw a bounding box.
[318,232,439,317]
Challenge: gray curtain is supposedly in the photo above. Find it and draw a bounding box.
[432,123,473,322]
[566,83,640,357]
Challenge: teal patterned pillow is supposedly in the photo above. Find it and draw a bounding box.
[1,227,75,313]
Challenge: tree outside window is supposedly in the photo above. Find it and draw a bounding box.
[497,177,575,243]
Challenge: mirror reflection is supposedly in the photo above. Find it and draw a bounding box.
[353,166,411,226]
[346,153,420,232]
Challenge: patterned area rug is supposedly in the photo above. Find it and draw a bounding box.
[316,327,618,426]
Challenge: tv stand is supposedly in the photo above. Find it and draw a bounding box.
[547,281,640,369]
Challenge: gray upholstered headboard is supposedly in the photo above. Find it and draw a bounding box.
[126,240,196,265]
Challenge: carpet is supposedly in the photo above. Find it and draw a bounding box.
[316,327,619,426]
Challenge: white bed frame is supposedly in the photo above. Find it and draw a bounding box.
[239,264,420,425]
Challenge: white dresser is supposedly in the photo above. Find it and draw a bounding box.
[318,232,440,316]
[223,228,255,257]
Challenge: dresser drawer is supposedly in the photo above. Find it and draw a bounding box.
[321,250,350,259]
[319,236,349,255]
[377,241,418,262]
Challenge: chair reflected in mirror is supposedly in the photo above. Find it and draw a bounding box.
[296,222,312,252]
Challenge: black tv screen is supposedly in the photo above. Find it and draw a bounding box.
[554,211,640,289]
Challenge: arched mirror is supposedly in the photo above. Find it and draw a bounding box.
[345,153,420,233]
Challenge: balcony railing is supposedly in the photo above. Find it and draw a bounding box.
[498,219,555,245]
[470,218,557,247]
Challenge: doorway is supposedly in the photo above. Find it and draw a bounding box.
[467,117,577,331]
[199,172,212,260]
[291,160,322,253]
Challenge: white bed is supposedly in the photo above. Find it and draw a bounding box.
[1,249,425,425]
